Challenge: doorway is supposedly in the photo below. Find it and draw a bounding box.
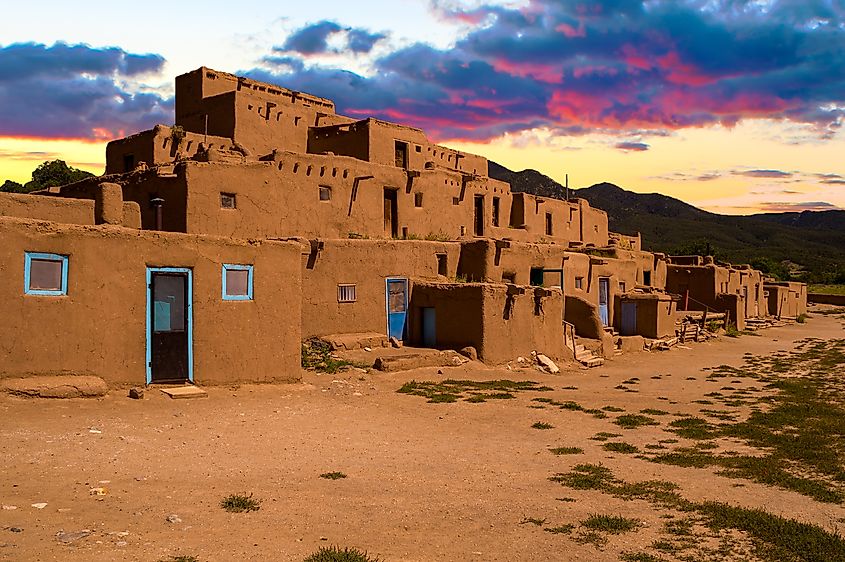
[598,277,610,326]
[384,188,398,238]
[146,268,192,384]
[621,301,637,336]
[386,278,408,341]
[474,195,484,236]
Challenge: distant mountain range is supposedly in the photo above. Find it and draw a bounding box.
[488,162,845,283]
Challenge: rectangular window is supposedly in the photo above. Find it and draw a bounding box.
[569,208,576,222]
[394,141,408,169]
[643,271,652,286]
[319,185,332,201]
[222,264,253,300]
[338,284,357,303]
[620,281,627,292]
[575,277,584,290]
[123,153,135,173]
[545,212,553,236]
[415,192,424,207]
[221,193,236,209]
[492,197,501,227]
[25,252,68,296]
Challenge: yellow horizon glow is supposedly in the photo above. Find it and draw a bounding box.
[0,137,105,184]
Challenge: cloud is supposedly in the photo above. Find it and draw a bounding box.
[735,169,794,178]
[0,42,171,140]
[247,0,845,142]
[280,20,385,55]
[758,201,841,212]
[821,178,845,185]
[615,141,650,151]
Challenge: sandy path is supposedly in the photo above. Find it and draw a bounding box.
[1,308,843,561]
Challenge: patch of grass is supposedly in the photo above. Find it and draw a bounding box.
[614,414,659,429]
[520,516,546,526]
[544,524,575,534]
[640,408,669,416]
[552,463,845,562]
[602,442,640,454]
[549,446,583,455]
[398,379,547,403]
[796,313,808,324]
[602,405,625,412]
[159,557,200,562]
[621,553,667,562]
[724,322,741,337]
[667,417,718,440]
[590,432,622,441]
[301,338,363,373]
[532,422,554,430]
[303,546,380,562]
[320,471,347,480]
[581,514,640,534]
[584,408,608,419]
[220,493,261,513]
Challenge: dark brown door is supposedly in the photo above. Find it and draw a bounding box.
[150,272,189,383]
[394,141,408,169]
[474,195,484,236]
[384,189,398,237]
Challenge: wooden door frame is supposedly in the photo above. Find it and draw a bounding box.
[146,267,194,385]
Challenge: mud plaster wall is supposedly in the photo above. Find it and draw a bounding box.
[106,126,234,174]
[666,266,717,310]
[0,192,95,225]
[57,171,188,232]
[0,217,301,385]
[616,296,676,339]
[411,283,566,364]
[765,283,807,317]
[300,239,461,338]
[182,158,514,241]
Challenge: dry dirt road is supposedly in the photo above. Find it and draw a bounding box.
[1,308,844,562]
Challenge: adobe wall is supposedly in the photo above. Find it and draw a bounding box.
[666,265,717,310]
[176,68,336,156]
[55,169,188,232]
[1,191,95,225]
[105,125,235,174]
[616,294,676,339]
[808,293,845,306]
[308,121,370,162]
[181,156,514,241]
[765,282,807,318]
[0,217,301,385]
[300,239,461,338]
[410,283,567,364]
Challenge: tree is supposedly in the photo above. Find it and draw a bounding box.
[1,160,94,194]
[0,179,25,193]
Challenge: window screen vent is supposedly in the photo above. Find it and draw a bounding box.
[338,284,357,303]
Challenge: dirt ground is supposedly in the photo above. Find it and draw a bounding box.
[1,308,844,562]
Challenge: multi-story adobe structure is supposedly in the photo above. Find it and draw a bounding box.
[0,67,805,386]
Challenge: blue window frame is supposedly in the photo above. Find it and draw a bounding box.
[222,264,254,300]
[24,252,69,296]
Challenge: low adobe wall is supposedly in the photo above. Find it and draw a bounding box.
[410,282,567,364]
[0,217,301,385]
[808,293,845,306]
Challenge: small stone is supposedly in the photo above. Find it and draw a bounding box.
[459,346,478,361]
[165,514,182,524]
[56,530,91,543]
[1,506,17,511]
[89,487,108,496]
[536,354,560,374]
[9,527,23,533]
[363,347,372,352]
[516,357,525,363]
[389,336,402,348]
[31,503,47,510]
[128,388,144,400]
[88,428,102,434]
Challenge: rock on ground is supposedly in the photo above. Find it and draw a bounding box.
[0,376,108,398]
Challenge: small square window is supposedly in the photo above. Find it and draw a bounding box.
[222,264,253,300]
[415,192,424,207]
[25,252,68,296]
[319,185,332,201]
[575,277,584,290]
[338,284,357,303]
[221,193,236,209]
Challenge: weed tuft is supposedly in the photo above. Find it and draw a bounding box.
[220,493,261,513]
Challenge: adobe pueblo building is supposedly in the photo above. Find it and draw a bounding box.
[0,67,807,386]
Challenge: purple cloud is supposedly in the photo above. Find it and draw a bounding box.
[615,141,650,151]
[0,42,171,140]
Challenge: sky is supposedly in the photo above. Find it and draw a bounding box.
[1,0,844,214]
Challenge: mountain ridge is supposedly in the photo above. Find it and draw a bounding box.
[488,162,845,283]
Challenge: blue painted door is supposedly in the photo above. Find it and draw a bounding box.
[598,278,610,326]
[386,278,408,340]
[621,302,637,336]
